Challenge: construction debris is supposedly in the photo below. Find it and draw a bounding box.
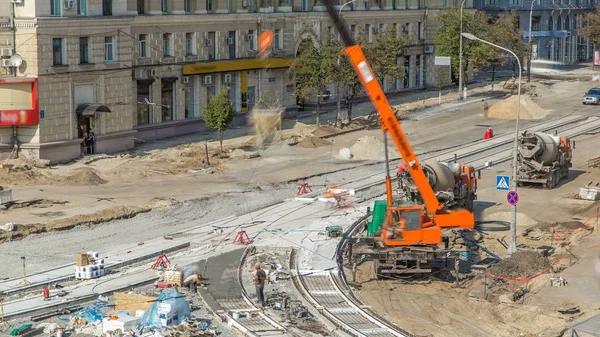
[550,276,567,287]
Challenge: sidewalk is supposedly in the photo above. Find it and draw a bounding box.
[530,61,600,80]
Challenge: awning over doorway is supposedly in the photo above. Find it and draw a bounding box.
[76,104,111,117]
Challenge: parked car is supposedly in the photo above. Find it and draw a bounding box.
[583,88,600,105]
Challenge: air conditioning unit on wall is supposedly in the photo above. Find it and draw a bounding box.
[63,0,75,9]
[424,45,434,54]
[11,0,23,4]
[1,48,13,57]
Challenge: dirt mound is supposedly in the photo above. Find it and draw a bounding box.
[535,220,585,232]
[487,95,549,120]
[295,136,331,148]
[313,126,340,137]
[63,167,107,186]
[230,148,260,159]
[349,136,398,160]
[489,250,550,279]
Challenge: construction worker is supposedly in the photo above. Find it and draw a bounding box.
[483,127,494,140]
[183,274,201,294]
[481,99,489,113]
[42,285,49,301]
[253,263,267,307]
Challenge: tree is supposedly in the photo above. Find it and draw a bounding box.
[436,9,496,83]
[290,35,338,127]
[435,9,526,83]
[203,90,236,152]
[579,11,600,47]
[365,28,409,90]
[330,28,408,123]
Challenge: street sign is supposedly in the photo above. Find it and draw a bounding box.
[434,56,451,66]
[506,190,520,206]
[496,175,510,191]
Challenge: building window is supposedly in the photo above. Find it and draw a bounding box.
[351,24,356,38]
[207,32,216,60]
[403,56,410,88]
[103,0,112,15]
[227,0,233,12]
[532,16,541,31]
[416,54,422,87]
[366,24,372,43]
[52,38,64,66]
[79,37,89,64]
[186,33,196,56]
[248,30,257,51]
[161,80,174,122]
[206,0,213,12]
[509,0,521,5]
[104,36,116,62]
[137,81,151,125]
[418,22,424,40]
[228,31,236,59]
[78,0,87,15]
[548,17,554,30]
[163,33,173,57]
[185,78,197,118]
[161,0,168,13]
[184,0,191,13]
[51,0,61,16]
[274,29,283,49]
[138,34,147,58]
[137,0,145,14]
[485,0,497,4]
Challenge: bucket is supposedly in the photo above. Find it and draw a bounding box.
[56,328,64,337]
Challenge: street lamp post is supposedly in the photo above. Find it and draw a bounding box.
[339,0,356,12]
[527,0,535,82]
[462,32,521,256]
[458,0,467,100]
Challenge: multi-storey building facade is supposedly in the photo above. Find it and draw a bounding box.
[0,0,471,163]
[476,0,596,65]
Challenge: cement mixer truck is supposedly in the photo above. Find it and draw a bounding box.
[397,161,478,211]
[517,131,573,189]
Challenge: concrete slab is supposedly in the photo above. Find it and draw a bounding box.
[0,238,189,295]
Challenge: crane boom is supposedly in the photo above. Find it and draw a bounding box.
[323,0,474,244]
[322,1,440,214]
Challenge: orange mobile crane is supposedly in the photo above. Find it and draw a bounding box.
[322,0,474,276]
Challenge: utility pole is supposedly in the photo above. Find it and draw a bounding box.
[10,0,17,77]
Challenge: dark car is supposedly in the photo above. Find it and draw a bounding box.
[583,88,600,105]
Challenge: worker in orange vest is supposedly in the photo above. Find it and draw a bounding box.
[483,127,494,140]
[42,285,50,301]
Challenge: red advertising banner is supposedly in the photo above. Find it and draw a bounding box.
[595,51,600,66]
[0,77,39,126]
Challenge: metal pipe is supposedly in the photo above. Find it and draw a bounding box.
[462,32,521,256]
[10,1,16,77]
[527,0,535,82]
[458,0,467,100]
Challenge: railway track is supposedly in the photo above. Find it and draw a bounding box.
[292,216,412,337]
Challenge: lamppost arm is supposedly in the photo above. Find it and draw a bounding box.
[462,32,521,256]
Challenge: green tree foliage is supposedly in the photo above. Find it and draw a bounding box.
[203,90,236,152]
[291,36,338,126]
[435,9,527,82]
[579,10,600,45]
[330,28,408,122]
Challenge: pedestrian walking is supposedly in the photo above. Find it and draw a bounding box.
[253,263,267,307]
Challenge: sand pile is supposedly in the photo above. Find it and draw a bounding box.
[487,95,549,120]
[313,126,340,137]
[295,136,331,148]
[489,250,550,279]
[230,148,260,159]
[63,167,107,186]
[349,136,398,160]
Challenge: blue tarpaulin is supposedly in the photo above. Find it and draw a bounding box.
[140,289,191,328]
